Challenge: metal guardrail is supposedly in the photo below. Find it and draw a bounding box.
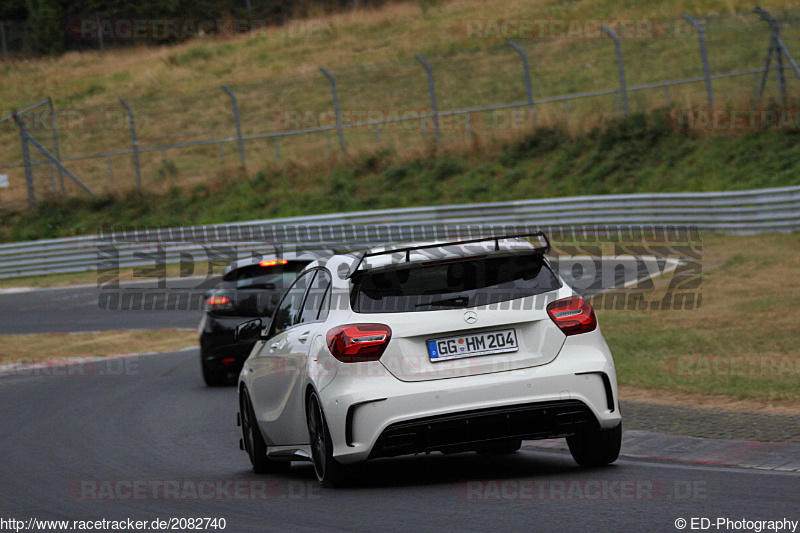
[0,185,798,279]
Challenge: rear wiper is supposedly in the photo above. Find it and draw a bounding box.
[415,296,470,309]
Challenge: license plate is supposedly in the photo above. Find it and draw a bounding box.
[427,329,518,362]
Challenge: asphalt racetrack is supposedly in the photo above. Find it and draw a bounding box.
[2,257,796,531]
[1,349,798,532]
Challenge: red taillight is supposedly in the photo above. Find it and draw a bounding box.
[206,295,233,311]
[546,296,597,336]
[326,324,392,363]
[259,259,289,267]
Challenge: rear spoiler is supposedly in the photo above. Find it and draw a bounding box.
[345,232,550,279]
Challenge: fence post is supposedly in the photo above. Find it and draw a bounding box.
[681,14,714,109]
[414,54,440,142]
[222,85,246,167]
[96,11,104,52]
[319,67,345,151]
[758,39,775,101]
[601,25,629,116]
[774,34,800,78]
[119,99,142,194]
[47,97,65,192]
[1,21,7,62]
[755,7,786,106]
[12,112,36,210]
[508,41,534,110]
[14,111,94,199]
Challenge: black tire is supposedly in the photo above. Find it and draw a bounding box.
[306,391,350,488]
[566,423,622,467]
[202,360,228,387]
[476,438,522,455]
[239,388,288,474]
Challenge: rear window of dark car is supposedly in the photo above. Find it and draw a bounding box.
[351,254,560,313]
[221,261,308,291]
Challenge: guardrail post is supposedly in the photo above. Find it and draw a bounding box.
[13,112,36,210]
[601,25,629,116]
[119,98,142,194]
[222,85,246,167]
[755,7,786,106]
[319,67,345,151]
[681,14,714,109]
[47,97,65,193]
[414,54,440,142]
[508,41,534,111]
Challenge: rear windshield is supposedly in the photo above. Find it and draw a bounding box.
[221,261,308,290]
[351,254,560,313]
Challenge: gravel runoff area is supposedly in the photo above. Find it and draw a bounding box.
[621,401,800,443]
[526,400,800,472]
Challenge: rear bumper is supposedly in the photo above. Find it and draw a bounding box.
[200,314,259,372]
[369,399,598,459]
[317,330,620,464]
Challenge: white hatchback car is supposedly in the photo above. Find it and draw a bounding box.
[236,234,622,486]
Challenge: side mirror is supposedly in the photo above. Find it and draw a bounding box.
[235,318,265,342]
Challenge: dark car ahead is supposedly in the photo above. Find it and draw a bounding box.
[199,256,311,386]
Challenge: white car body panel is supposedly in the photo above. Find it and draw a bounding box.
[239,237,621,468]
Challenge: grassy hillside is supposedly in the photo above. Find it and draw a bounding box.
[602,232,800,403]
[1,0,800,211]
[2,111,799,242]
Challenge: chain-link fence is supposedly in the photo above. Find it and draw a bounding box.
[2,8,800,211]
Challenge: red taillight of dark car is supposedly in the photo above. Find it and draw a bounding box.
[206,295,234,312]
[326,324,392,363]
[546,296,597,336]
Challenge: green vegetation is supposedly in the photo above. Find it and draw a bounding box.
[2,0,799,209]
[2,111,799,242]
[599,232,800,402]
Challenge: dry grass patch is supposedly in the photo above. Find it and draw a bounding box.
[0,329,196,364]
[599,232,800,402]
